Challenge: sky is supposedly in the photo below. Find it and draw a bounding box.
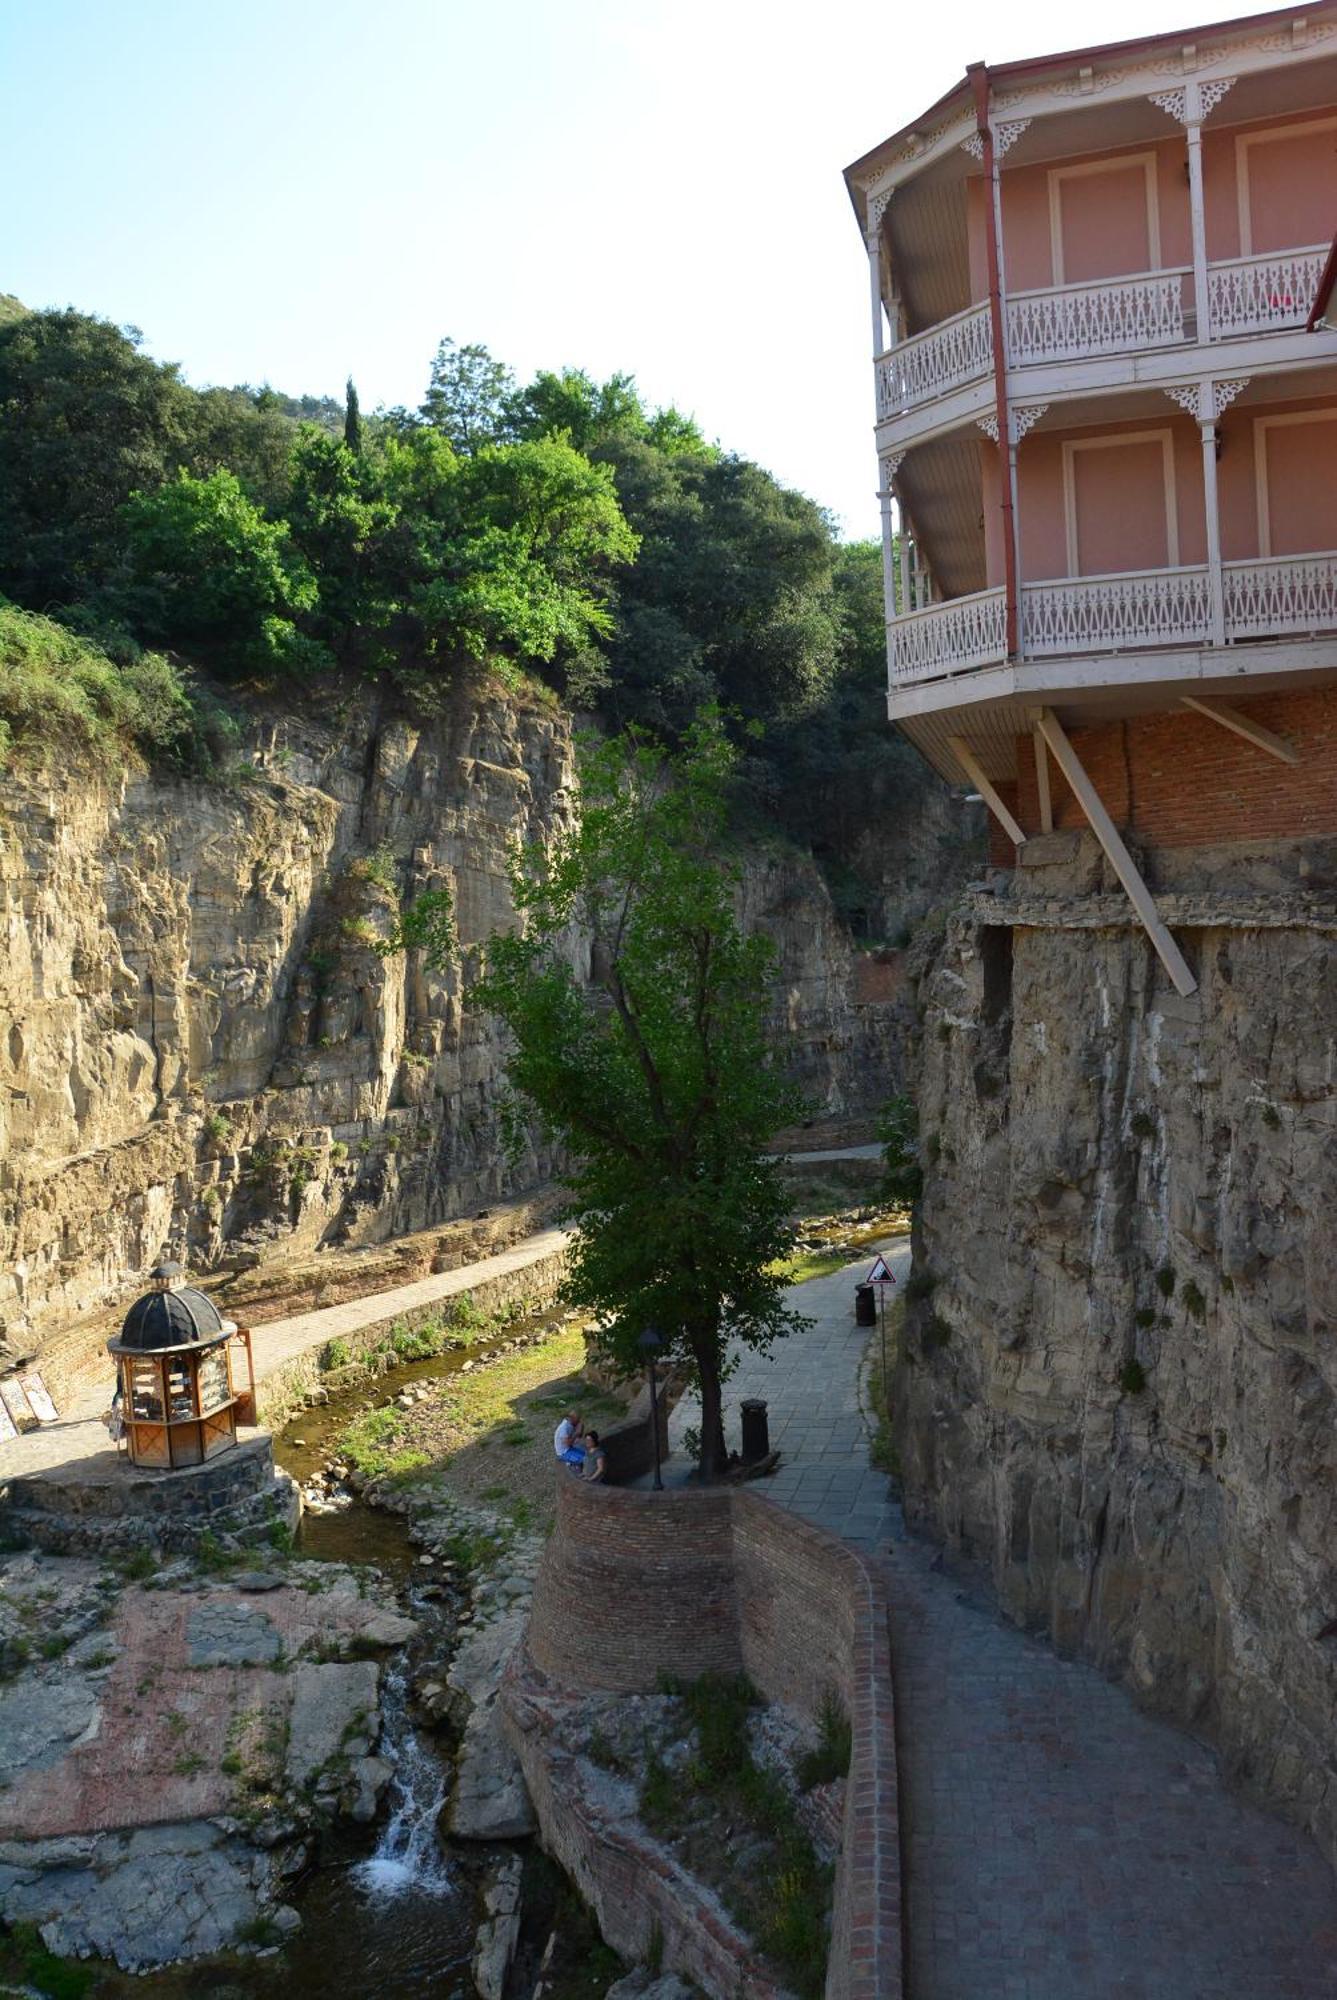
[0,0,1247,538]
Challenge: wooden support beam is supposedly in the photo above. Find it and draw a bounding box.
[1035,709,1198,998]
[1033,726,1053,833]
[946,735,1026,848]
[1180,694,1299,764]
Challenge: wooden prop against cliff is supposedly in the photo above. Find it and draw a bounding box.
[1035,708,1197,999]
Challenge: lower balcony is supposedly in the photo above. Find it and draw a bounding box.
[886,552,1337,687]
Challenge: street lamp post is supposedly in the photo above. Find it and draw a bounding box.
[638,1325,664,1491]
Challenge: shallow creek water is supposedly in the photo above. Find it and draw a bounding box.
[89,1324,554,2000]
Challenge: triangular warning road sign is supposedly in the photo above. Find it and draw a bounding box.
[866,1255,896,1284]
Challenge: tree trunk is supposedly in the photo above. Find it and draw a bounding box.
[694,1339,729,1481]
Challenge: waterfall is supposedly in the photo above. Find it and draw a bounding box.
[351,1651,452,1899]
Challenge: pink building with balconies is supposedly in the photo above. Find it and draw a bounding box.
[847,5,1337,995]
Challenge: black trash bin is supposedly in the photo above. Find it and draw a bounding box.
[855,1282,877,1327]
[740,1398,770,1462]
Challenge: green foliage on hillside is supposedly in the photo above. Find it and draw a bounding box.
[0,307,947,911]
[0,600,196,771]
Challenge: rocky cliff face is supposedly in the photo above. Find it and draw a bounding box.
[897,829,1337,1863]
[0,683,929,1357]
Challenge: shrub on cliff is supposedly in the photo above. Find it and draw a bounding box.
[0,600,196,771]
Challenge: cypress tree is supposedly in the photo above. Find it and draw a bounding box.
[343,376,362,456]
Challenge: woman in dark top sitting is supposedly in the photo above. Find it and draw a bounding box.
[582,1430,607,1482]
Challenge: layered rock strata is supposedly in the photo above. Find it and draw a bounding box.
[896,830,1337,1863]
[2,682,924,1358]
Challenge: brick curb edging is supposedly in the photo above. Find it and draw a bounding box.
[502,1475,902,2000]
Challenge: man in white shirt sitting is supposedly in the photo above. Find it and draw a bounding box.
[553,1410,586,1469]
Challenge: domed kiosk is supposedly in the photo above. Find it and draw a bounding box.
[108,1263,256,1470]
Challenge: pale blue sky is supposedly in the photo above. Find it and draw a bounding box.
[2,0,1230,536]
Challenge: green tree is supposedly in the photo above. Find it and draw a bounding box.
[420,338,516,452]
[387,431,638,668]
[0,309,191,608]
[470,713,802,1478]
[120,469,321,674]
[344,376,362,457]
[286,428,398,659]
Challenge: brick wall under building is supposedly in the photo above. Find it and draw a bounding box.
[505,1475,901,2000]
[981,684,1337,864]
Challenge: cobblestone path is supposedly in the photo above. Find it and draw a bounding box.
[664,1247,1337,2000]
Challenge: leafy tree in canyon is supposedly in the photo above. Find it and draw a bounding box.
[470,712,802,1479]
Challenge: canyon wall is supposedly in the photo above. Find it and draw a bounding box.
[0,682,937,1359]
[896,829,1337,1861]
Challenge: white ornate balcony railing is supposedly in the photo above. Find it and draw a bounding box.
[875,303,993,419]
[1022,566,1213,655]
[1007,269,1189,364]
[1224,553,1337,638]
[1208,245,1329,339]
[886,586,1007,683]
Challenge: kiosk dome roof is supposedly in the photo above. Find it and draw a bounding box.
[118,1265,226,1352]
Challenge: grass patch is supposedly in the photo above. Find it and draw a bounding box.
[642,1673,832,1997]
[0,1921,95,2000]
[338,1404,431,1483]
[773,1247,851,1285]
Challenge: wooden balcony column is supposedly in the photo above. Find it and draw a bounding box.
[1149,73,1237,341]
[866,186,894,359]
[877,450,904,621]
[1163,376,1250,646]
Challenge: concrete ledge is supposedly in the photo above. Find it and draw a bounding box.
[504,1476,901,2000]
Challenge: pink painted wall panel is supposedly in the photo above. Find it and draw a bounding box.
[1260,414,1337,554]
[999,139,1190,293]
[1016,422,1207,581]
[1072,439,1171,572]
[1242,122,1337,253]
[1203,112,1337,261]
[1058,163,1153,282]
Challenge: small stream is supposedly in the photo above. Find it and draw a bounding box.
[90,1322,554,2000]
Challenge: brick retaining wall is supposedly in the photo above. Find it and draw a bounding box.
[506,1476,901,2000]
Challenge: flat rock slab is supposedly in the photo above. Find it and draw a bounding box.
[186,1601,283,1668]
[0,1820,274,1972]
[0,1560,411,1843]
[286,1661,381,1788]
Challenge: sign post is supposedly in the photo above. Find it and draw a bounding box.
[865,1254,897,1403]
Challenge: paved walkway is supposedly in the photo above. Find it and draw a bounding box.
[0,1226,570,1484]
[664,1248,1337,2000]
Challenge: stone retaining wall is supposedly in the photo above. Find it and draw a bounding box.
[505,1476,901,2000]
[3,1436,300,1556]
[252,1243,570,1433]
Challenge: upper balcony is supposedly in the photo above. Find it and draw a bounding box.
[874,245,1331,424]
[862,44,1337,444]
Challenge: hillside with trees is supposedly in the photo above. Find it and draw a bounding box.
[0,306,964,931]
